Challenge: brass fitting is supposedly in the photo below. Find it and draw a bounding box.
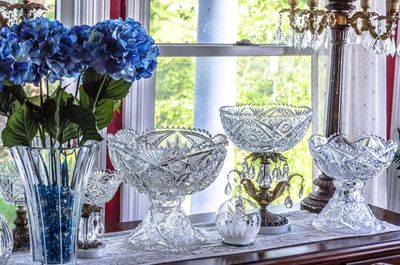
[360,0,372,12]
[387,0,400,17]
[288,0,299,9]
[307,0,319,10]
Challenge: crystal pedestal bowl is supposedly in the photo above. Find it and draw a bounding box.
[310,134,397,234]
[108,128,228,251]
[219,104,312,153]
[219,104,312,235]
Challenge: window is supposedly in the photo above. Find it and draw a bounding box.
[149,0,327,213]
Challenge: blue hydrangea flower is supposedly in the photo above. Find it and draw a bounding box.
[11,17,87,84]
[0,27,33,90]
[84,18,159,82]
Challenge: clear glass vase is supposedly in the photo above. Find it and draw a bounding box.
[0,215,12,265]
[11,143,99,265]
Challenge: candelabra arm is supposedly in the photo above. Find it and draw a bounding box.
[241,179,259,202]
[272,181,289,201]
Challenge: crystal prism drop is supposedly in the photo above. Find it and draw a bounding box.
[225,182,232,195]
[272,168,278,181]
[274,27,284,44]
[300,32,310,49]
[373,38,385,55]
[299,185,304,198]
[284,195,293,208]
[249,166,256,179]
[309,34,321,52]
[286,29,294,47]
[362,34,373,50]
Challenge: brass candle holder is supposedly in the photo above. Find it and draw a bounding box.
[277,0,400,55]
[226,153,304,234]
[276,0,400,213]
[220,104,312,234]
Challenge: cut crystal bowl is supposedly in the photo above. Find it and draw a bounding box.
[219,104,312,153]
[107,128,228,251]
[310,134,398,234]
[0,161,24,206]
[84,170,122,205]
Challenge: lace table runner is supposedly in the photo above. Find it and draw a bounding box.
[9,211,400,265]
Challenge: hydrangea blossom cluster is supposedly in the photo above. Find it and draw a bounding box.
[83,18,159,82]
[0,27,33,89]
[11,17,86,84]
[0,17,159,88]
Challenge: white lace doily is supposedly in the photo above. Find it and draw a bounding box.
[9,211,400,265]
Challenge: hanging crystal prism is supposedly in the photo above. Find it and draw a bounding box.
[309,34,321,52]
[282,164,289,180]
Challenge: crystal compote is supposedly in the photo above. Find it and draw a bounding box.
[78,170,122,258]
[220,104,312,234]
[107,128,228,251]
[0,161,29,251]
[310,134,397,234]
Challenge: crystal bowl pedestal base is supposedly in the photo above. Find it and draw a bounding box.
[129,197,206,252]
[313,179,381,234]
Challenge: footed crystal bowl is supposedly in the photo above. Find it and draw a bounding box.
[310,134,397,234]
[219,104,312,153]
[107,128,228,251]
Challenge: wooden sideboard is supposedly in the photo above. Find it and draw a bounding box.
[106,206,400,265]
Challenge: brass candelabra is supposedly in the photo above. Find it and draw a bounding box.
[277,0,400,55]
[278,0,400,213]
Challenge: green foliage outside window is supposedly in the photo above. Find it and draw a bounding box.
[151,0,313,205]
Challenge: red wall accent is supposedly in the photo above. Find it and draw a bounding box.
[105,0,126,225]
[387,54,396,139]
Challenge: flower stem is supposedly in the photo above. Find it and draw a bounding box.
[92,75,108,113]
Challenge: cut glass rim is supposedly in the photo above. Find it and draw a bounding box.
[309,133,398,159]
[219,103,313,120]
[107,127,228,152]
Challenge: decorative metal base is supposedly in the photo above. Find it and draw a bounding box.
[12,205,29,251]
[77,242,106,259]
[259,209,291,235]
[300,174,335,213]
[260,219,291,235]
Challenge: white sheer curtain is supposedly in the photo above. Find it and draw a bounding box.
[387,27,400,212]
[341,1,387,208]
[121,0,154,221]
[57,0,110,170]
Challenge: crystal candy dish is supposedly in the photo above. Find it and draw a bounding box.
[84,170,122,205]
[310,134,398,234]
[107,128,228,251]
[219,104,312,153]
[79,170,123,254]
[0,161,24,206]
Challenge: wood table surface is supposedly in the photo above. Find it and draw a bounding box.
[105,206,400,265]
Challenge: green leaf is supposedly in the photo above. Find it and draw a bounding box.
[2,104,39,147]
[79,86,115,130]
[83,68,133,101]
[95,99,115,130]
[0,85,27,117]
[65,104,103,143]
